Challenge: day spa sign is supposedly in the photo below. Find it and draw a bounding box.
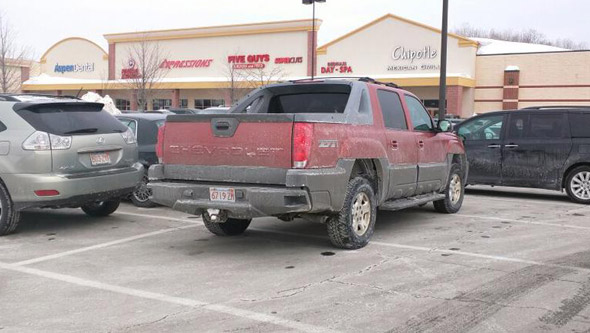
[387,45,440,72]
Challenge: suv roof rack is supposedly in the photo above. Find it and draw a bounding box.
[0,93,80,102]
[289,76,399,88]
[522,105,590,110]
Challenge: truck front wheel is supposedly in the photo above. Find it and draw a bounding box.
[434,164,464,214]
[202,213,252,236]
[327,177,377,249]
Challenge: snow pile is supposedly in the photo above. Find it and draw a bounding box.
[80,92,121,115]
[473,37,568,55]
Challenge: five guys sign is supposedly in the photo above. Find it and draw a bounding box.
[228,54,303,69]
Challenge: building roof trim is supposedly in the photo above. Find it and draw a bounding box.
[40,37,107,62]
[317,13,478,52]
[103,18,322,43]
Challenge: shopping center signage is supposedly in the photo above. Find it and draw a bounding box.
[54,62,95,74]
[160,58,213,69]
[387,45,440,72]
[228,54,270,69]
[321,61,353,74]
[121,58,139,79]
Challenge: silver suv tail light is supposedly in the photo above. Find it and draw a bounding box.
[22,131,72,151]
[120,127,137,144]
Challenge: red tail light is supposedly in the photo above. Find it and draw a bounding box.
[292,123,313,169]
[34,190,60,197]
[156,124,166,162]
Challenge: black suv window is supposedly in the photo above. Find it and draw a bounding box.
[507,113,566,139]
[458,115,504,140]
[507,114,528,139]
[0,121,6,132]
[405,95,433,131]
[529,114,566,138]
[569,112,590,138]
[377,90,407,130]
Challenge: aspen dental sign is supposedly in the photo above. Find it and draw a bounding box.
[54,63,95,74]
[387,46,440,72]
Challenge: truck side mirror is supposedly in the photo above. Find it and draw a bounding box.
[438,119,453,133]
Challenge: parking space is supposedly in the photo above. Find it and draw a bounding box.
[1,187,590,332]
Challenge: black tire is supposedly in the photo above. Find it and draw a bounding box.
[434,163,465,214]
[81,200,120,217]
[565,166,590,204]
[0,181,21,235]
[326,177,377,249]
[131,174,157,208]
[202,212,251,236]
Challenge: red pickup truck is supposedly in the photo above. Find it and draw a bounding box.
[149,78,467,249]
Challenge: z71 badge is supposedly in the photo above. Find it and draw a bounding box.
[318,140,338,148]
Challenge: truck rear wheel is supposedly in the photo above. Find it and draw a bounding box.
[202,213,252,236]
[434,164,464,214]
[0,181,20,235]
[327,177,376,249]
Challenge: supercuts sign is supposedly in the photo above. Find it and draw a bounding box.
[160,58,213,69]
[228,54,270,69]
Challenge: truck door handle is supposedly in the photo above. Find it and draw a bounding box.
[418,140,425,149]
[391,140,399,150]
[505,144,519,149]
[487,144,501,149]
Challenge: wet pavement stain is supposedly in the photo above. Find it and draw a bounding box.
[449,248,460,251]
[321,251,336,256]
[481,235,490,238]
[45,233,56,236]
[501,221,511,224]
[194,238,209,242]
[441,253,452,257]
[285,266,295,269]
[492,226,502,228]
[572,213,585,217]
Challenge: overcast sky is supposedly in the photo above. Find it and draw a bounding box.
[1,0,589,58]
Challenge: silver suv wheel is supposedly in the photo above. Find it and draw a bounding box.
[570,171,590,200]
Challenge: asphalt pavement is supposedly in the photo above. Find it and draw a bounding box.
[1,186,589,332]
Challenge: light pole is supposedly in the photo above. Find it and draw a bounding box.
[302,0,325,80]
[438,0,449,121]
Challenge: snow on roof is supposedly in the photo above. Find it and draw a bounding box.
[473,37,568,55]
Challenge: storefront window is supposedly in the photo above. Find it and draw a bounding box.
[195,99,225,109]
[115,99,131,111]
[153,99,172,110]
[180,99,188,108]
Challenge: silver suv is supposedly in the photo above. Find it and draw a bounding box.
[0,94,144,234]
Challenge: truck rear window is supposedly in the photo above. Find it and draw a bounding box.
[16,104,128,136]
[268,93,349,114]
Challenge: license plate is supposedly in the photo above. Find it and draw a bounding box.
[209,187,235,202]
[90,152,111,166]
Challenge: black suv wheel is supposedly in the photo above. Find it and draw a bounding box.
[131,174,157,208]
[565,166,590,204]
[327,177,377,249]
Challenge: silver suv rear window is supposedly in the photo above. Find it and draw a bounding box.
[16,104,127,136]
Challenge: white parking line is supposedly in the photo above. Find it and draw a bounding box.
[13,225,198,267]
[0,262,338,333]
[248,228,590,274]
[456,214,590,231]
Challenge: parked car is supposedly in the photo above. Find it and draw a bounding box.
[433,116,463,128]
[198,107,230,114]
[454,107,590,204]
[168,108,199,115]
[116,113,166,207]
[0,94,143,235]
[149,78,467,249]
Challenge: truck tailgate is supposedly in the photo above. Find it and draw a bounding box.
[162,114,294,169]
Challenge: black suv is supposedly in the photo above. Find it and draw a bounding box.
[455,107,590,204]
